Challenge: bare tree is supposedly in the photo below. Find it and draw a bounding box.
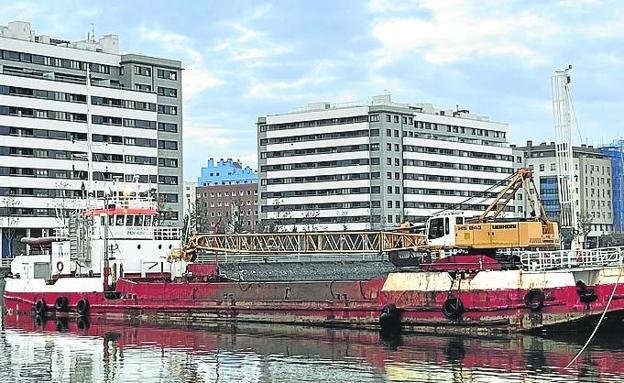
[1,195,20,257]
[578,209,594,244]
[303,209,320,232]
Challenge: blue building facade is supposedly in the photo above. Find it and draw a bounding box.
[197,158,258,186]
[540,176,561,219]
[600,141,624,232]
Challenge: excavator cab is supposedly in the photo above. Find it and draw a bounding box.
[425,212,470,247]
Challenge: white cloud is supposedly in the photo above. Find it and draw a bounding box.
[246,60,339,100]
[138,26,222,101]
[371,0,559,66]
[213,5,290,63]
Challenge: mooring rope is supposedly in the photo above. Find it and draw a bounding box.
[565,250,623,368]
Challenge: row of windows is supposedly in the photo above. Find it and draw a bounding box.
[403,173,501,185]
[262,172,371,185]
[0,125,86,141]
[91,96,156,112]
[261,187,371,199]
[403,187,499,198]
[404,201,513,212]
[0,166,161,183]
[260,129,376,146]
[260,115,369,132]
[197,189,257,198]
[0,105,87,122]
[262,215,372,224]
[261,158,371,172]
[0,145,175,168]
[158,157,179,168]
[403,159,513,174]
[0,49,110,73]
[158,122,178,133]
[0,187,83,198]
[157,86,178,98]
[91,114,156,129]
[402,145,513,161]
[261,201,370,213]
[157,104,178,115]
[260,144,369,159]
[0,85,86,103]
[131,66,179,81]
[158,140,178,150]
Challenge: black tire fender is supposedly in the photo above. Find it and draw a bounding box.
[34,299,46,315]
[76,298,90,316]
[54,296,69,312]
[442,297,464,319]
[524,288,545,311]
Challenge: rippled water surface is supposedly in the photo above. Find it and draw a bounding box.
[2,315,624,383]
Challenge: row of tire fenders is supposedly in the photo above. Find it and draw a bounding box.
[33,296,90,316]
[378,283,599,331]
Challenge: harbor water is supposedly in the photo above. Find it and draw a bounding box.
[1,309,624,382]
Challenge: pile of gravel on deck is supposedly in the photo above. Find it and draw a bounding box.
[217,260,397,282]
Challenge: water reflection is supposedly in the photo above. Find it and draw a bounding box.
[1,315,624,383]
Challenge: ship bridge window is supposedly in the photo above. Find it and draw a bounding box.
[444,217,450,235]
[428,218,445,240]
[456,217,464,225]
[116,215,124,226]
[134,215,144,226]
[126,215,134,226]
[109,215,115,226]
[144,215,152,226]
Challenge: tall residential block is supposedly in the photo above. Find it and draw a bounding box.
[0,21,183,257]
[257,95,514,231]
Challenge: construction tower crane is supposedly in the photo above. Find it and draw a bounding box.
[552,65,581,249]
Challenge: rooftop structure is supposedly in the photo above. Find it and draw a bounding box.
[197,158,258,186]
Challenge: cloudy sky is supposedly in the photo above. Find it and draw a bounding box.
[2,0,623,181]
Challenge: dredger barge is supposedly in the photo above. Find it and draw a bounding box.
[4,168,624,335]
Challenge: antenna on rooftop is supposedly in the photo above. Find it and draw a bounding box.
[90,23,95,42]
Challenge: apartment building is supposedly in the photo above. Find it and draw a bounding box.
[0,21,183,257]
[195,158,258,233]
[513,140,613,241]
[257,95,514,231]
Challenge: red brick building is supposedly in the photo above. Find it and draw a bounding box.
[196,182,258,233]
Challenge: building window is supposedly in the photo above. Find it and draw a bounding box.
[157,86,178,97]
[370,114,379,122]
[134,65,151,76]
[157,69,178,80]
[539,164,545,171]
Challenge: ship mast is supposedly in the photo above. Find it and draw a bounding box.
[85,65,94,206]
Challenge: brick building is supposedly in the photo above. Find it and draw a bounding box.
[196,182,258,233]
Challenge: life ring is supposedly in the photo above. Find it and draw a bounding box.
[524,288,545,311]
[76,298,90,315]
[379,304,402,331]
[54,296,69,312]
[56,261,64,272]
[442,297,464,319]
[34,299,47,315]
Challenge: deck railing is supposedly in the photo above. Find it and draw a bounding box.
[0,257,13,269]
[519,247,624,271]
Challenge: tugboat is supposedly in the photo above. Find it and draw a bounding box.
[4,167,624,335]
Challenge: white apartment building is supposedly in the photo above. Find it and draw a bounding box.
[0,21,183,257]
[257,95,514,231]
